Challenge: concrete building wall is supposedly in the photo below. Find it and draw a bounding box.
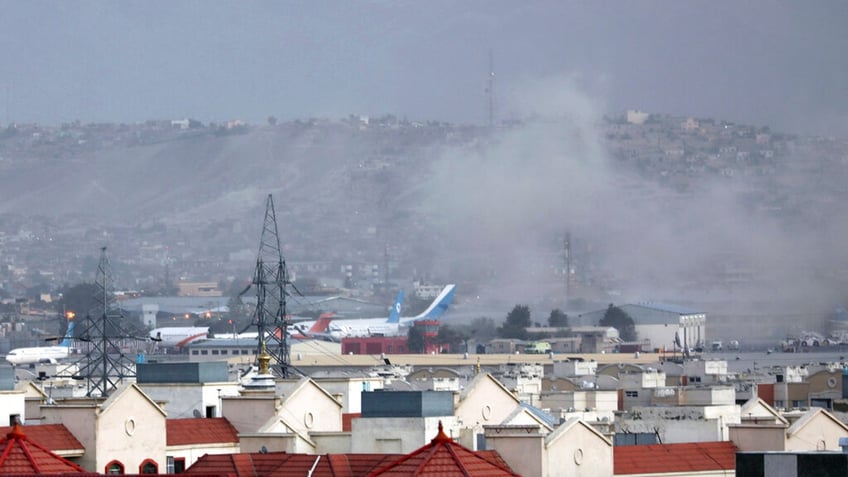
[137,382,239,418]
[547,422,613,477]
[311,432,353,454]
[553,360,598,377]
[0,390,25,425]
[350,416,455,454]
[484,433,543,477]
[455,376,522,449]
[623,405,740,443]
[786,415,848,451]
[539,389,618,415]
[313,377,383,413]
[95,388,167,474]
[684,386,736,406]
[239,434,305,453]
[278,382,342,433]
[222,394,278,433]
[41,405,97,471]
[729,424,787,451]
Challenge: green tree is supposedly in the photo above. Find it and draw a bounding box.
[407,325,425,353]
[599,303,637,341]
[498,305,531,340]
[548,309,569,328]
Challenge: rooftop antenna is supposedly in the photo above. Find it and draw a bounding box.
[250,194,297,378]
[73,247,138,397]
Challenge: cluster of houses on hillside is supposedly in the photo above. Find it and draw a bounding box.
[3,346,848,476]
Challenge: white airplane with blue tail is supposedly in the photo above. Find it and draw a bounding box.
[5,320,77,365]
[322,284,456,340]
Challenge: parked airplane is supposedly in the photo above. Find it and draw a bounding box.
[5,320,76,365]
[323,285,455,340]
[287,313,336,340]
[287,290,405,340]
[148,326,210,348]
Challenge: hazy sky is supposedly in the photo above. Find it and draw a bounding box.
[2,1,847,136]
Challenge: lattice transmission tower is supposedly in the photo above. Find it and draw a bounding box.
[73,247,137,397]
[250,194,296,378]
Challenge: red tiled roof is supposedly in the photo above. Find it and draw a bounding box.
[185,452,399,477]
[0,424,84,454]
[184,422,519,477]
[0,424,87,475]
[167,418,239,446]
[367,422,520,476]
[614,441,737,475]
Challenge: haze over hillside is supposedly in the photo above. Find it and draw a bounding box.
[1,98,847,347]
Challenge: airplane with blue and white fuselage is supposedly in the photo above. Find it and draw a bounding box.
[5,320,76,365]
[291,284,456,341]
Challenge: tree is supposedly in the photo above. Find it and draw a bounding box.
[407,325,425,353]
[599,303,637,342]
[548,309,569,328]
[462,317,498,341]
[498,305,531,340]
[437,324,468,353]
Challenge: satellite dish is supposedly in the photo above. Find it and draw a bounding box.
[193,409,202,418]
[260,446,268,454]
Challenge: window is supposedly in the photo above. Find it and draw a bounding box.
[220,350,228,355]
[688,376,702,383]
[200,350,208,355]
[105,460,125,474]
[211,350,219,355]
[625,391,639,397]
[166,457,186,473]
[9,414,20,425]
[191,350,199,355]
[139,459,158,474]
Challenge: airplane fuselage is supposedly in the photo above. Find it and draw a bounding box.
[5,346,70,365]
[149,326,210,348]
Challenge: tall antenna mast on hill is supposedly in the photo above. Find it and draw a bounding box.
[563,231,572,304]
[74,247,137,397]
[251,194,295,378]
[487,49,495,128]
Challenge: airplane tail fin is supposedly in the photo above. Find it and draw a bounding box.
[386,290,404,324]
[59,320,75,348]
[412,285,456,321]
[310,313,335,333]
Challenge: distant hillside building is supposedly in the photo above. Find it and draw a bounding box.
[176,281,222,297]
[626,110,650,125]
